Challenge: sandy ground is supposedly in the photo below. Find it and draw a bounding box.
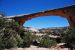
[4,47,68,50]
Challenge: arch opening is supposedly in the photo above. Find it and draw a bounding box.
[23,16,69,29]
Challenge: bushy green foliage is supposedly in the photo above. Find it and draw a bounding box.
[0,16,35,49]
[21,32,32,47]
[0,17,24,49]
[61,28,75,47]
[39,35,57,48]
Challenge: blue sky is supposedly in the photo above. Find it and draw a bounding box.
[0,0,75,29]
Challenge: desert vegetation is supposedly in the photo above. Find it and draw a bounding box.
[0,14,75,50]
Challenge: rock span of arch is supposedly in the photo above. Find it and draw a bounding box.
[9,5,75,30]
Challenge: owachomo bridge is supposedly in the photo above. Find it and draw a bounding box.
[6,5,75,30]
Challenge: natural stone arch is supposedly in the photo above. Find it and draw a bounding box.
[9,5,75,30]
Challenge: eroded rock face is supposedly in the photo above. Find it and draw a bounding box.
[71,10,75,23]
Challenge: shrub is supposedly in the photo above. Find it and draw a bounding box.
[61,28,75,48]
[39,35,57,48]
